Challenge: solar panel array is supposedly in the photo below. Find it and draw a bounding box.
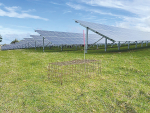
[35,30,108,45]
[24,38,37,48]
[75,20,150,42]
[1,20,150,51]
[1,35,53,50]
[30,35,52,47]
[1,40,29,50]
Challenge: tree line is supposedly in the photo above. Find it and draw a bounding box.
[0,34,19,44]
[0,35,2,42]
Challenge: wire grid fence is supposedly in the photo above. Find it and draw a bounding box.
[47,59,102,85]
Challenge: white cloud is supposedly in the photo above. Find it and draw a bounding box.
[0,25,37,44]
[2,34,30,44]
[63,10,72,14]
[80,0,150,16]
[49,2,62,5]
[22,9,36,13]
[0,2,47,44]
[66,2,85,10]
[81,0,124,9]
[27,0,41,2]
[0,4,48,21]
[0,3,3,6]
[66,2,121,17]
[5,6,21,12]
[80,0,150,17]
[68,0,150,32]
[116,16,150,32]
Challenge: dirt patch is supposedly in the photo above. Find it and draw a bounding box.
[50,59,98,66]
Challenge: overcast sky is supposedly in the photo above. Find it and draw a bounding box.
[0,0,150,44]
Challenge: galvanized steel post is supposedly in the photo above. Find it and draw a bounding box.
[35,41,36,50]
[118,41,120,50]
[146,41,148,46]
[135,41,137,48]
[85,27,88,53]
[76,45,77,50]
[43,37,44,52]
[105,38,107,52]
[128,41,130,49]
[61,45,63,51]
[141,41,143,47]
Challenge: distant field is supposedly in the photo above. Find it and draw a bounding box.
[0,45,150,112]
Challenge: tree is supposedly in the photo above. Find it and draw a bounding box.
[10,39,19,44]
[0,35,2,42]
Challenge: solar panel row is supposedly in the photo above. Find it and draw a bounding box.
[75,20,150,52]
[1,20,150,52]
[35,30,107,45]
[1,36,51,50]
[75,20,150,42]
[1,32,105,50]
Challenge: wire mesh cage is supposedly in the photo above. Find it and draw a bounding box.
[47,59,102,85]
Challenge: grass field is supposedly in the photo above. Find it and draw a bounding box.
[0,45,150,112]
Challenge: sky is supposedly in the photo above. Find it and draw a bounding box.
[0,0,150,44]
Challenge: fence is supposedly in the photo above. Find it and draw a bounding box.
[47,59,102,85]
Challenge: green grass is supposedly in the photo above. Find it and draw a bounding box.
[0,45,150,112]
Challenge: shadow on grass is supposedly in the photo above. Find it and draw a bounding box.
[22,44,150,55]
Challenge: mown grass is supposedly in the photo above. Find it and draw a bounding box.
[0,44,150,112]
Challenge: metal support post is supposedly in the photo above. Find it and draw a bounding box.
[146,41,148,46]
[61,45,63,51]
[43,37,45,52]
[128,41,130,49]
[135,41,137,48]
[28,42,29,49]
[85,27,88,53]
[35,41,36,50]
[118,41,120,50]
[141,41,143,47]
[105,38,107,52]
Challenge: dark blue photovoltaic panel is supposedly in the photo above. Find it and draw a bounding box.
[24,38,37,48]
[2,40,28,50]
[75,20,150,42]
[35,30,106,45]
[30,35,52,47]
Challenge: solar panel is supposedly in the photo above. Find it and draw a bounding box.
[2,40,27,50]
[30,35,52,47]
[75,20,150,42]
[13,40,27,49]
[35,30,110,46]
[24,38,37,48]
